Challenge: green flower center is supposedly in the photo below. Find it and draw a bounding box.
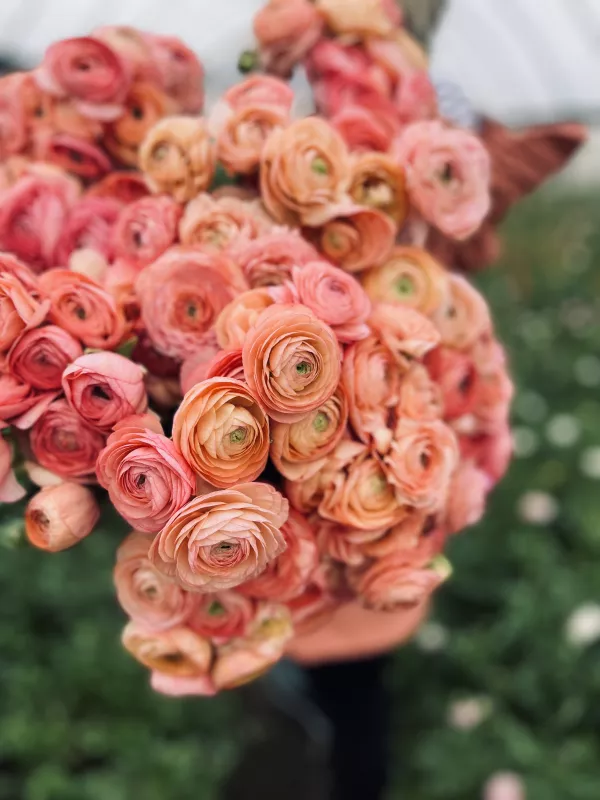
[313,412,329,433]
[229,427,247,444]
[296,361,312,375]
[207,601,225,617]
[311,157,329,175]
[395,275,415,296]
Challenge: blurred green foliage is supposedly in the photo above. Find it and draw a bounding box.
[1,188,599,800]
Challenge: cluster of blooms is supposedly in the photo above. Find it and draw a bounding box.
[0,25,512,696]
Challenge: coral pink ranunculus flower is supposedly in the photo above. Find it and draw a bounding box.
[62,352,147,432]
[172,378,270,488]
[384,418,458,510]
[111,195,181,269]
[331,105,398,154]
[97,419,195,533]
[444,461,490,535]
[204,349,246,383]
[0,273,48,355]
[239,509,319,602]
[30,398,106,483]
[187,590,255,644]
[425,346,478,420]
[242,304,342,423]
[25,483,100,551]
[36,134,112,181]
[253,0,324,77]
[214,101,290,176]
[394,121,491,240]
[53,197,122,266]
[38,268,127,350]
[0,437,26,503]
[136,247,246,361]
[228,230,320,288]
[86,170,150,203]
[398,364,443,422]
[143,33,204,113]
[215,288,276,350]
[260,117,350,226]
[369,302,440,364]
[351,553,451,611]
[223,76,294,113]
[9,326,82,390]
[149,482,288,593]
[0,73,29,160]
[179,194,268,251]
[122,621,212,679]
[0,373,58,431]
[433,274,491,351]
[114,531,198,630]
[313,204,396,273]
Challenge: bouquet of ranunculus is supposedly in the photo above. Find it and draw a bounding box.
[249,0,587,271]
[0,25,513,696]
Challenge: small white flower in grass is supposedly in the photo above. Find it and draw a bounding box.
[517,491,558,525]
[415,621,448,652]
[565,603,600,646]
[580,447,600,479]
[545,414,580,448]
[447,696,492,730]
[514,391,548,423]
[483,772,526,800]
[512,427,539,458]
[574,355,600,387]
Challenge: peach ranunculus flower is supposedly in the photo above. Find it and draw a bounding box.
[394,120,491,240]
[312,204,396,273]
[97,418,195,533]
[240,509,319,601]
[172,378,270,488]
[0,273,48,355]
[122,621,213,684]
[62,352,147,432]
[114,531,198,629]
[223,76,295,113]
[112,195,181,268]
[136,247,246,361]
[384,418,459,511]
[349,151,409,227]
[242,304,342,423]
[270,384,348,481]
[104,82,174,166]
[318,439,405,531]
[139,116,216,202]
[253,0,324,77]
[213,100,290,176]
[228,230,320,288]
[38,269,127,350]
[397,363,444,422]
[0,437,26,503]
[30,399,106,482]
[283,261,372,343]
[8,325,82,390]
[315,0,400,39]
[179,194,269,251]
[25,483,100,551]
[342,335,401,453]
[369,302,440,364]
[351,553,451,611]
[361,246,449,316]
[444,460,490,535]
[187,590,255,644]
[149,482,289,592]
[212,603,293,689]
[260,117,351,226]
[205,349,246,383]
[215,288,276,350]
[433,274,492,351]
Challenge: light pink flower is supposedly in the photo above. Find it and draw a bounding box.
[143,33,204,113]
[444,461,490,535]
[0,73,29,160]
[223,76,294,113]
[25,483,100,551]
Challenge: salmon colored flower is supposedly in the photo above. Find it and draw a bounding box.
[178,339,222,394]
[384,418,458,510]
[62,352,147,432]
[0,273,48,355]
[240,510,319,601]
[444,461,490,535]
[286,565,340,634]
[349,152,409,227]
[97,418,195,533]
[8,326,82,390]
[361,247,449,316]
[92,25,159,84]
[369,303,440,364]
[205,349,246,383]
[312,204,395,273]
[188,590,255,644]
[342,335,401,452]
[172,378,270,488]
[270,385,348,480]
[0,252,39,295]
[105,82,174,166]
[0,73,29,160]
[425,346,478,420]
[242,304,341,423]
[112,195,180,269]
[253,0,324,77]
[351,553,451,611]
[214,102,290,176]
[315,0,400,38]
[122,621,212,678]
[39,269,127,350]
[135,247,245,361]
[0,437,26,504]
[215,288,276,350]
[433,274,491,351]
[394,121,491,240]
[35,36,131,120]
[139,116,216,202]
[315,519,372,568]
[114,532,198,629]
[30,398,106,482]
[149,482,288,593]
[179,194,269,251]
[143,33,205,113]
[150,671,216,697]
[53,197,122,266]
[319,440,404,530]
[86,171,150,203]
[36,134,112,181]
[228,230,320,288]
[25,483,100,551]
[223,76,294,113]
[397,364,443,421]
[0,374,58,430]
[362,509,440,560]
[331,105,398,153]
[260,117,350,226]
